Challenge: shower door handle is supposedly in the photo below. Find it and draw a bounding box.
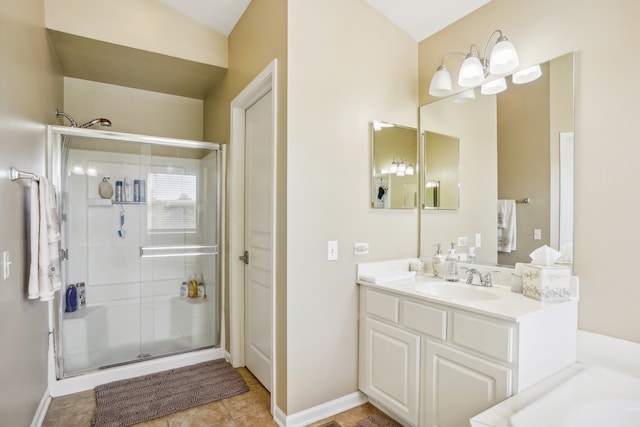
[239,250,249,265]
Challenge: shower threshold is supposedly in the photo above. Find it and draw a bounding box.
[98,345,215,370]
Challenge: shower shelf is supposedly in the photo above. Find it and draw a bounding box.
[87,198,147,207]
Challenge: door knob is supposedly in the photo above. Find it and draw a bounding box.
[239,250,249,264]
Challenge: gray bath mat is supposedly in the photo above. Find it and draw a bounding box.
[93,359,248,426]
[355,413,403,427]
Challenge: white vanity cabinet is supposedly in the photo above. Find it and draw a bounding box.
[359,285,577,427]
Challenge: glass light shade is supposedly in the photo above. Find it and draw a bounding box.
[406,164,414,176]
[397,161,406,173]
[429,66,453,96]
[396,170,405,177]
[489,37,519,74]
[453,88,476,103]
[512,64,542,84]
[389,161,398,174]
[458,55,484,87]
[481,77,507,95]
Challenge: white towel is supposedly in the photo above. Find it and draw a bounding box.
[359,271,416,284]
[497,199,517,253]
[28,177,62,301]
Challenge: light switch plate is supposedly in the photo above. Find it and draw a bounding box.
[328,240,338,261]
[2,251,11,280]
[475,233,482,248]
[534,229,542,240]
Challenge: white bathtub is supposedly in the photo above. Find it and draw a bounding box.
[507,366,640,427]
[471,364,640,427]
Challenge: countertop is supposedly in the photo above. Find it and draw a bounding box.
[356,258,578,322]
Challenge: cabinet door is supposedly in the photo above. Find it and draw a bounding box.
[362,317,420,425]
[423,340,511,427]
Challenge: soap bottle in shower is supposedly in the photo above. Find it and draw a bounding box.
[187,275,198,298]
[65,284,77,312]
[197,274,206,299]
[432,243,443,278]
[446,243,458,282]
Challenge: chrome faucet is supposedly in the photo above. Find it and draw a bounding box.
[465,269,494,287]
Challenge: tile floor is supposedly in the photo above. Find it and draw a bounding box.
[42,367,389,427]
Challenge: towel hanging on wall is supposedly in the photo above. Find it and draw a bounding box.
[497,199,517,253]
[28,177,62,301]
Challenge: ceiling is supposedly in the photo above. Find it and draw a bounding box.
[160,0,491,42]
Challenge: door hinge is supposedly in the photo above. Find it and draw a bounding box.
[60,248,68,261]
[239,250,249,264]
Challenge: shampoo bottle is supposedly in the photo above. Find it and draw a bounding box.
[446,243,458,282]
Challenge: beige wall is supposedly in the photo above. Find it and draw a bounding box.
[0,0,63,425]
[64,78,204,140]
[45,0,227,67]
[418,0,640,342]
[203,0,289,412]
[287,0,418,413]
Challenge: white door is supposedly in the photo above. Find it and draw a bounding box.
[243,90,273,391]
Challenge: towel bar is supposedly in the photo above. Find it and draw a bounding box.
[9,167,39,182]
[516,197,530,204]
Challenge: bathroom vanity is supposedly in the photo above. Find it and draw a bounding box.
[357,260,578,427]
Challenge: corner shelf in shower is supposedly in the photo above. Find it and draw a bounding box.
[87,198,146,207]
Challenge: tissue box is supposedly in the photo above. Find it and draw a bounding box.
[522,264,571,302]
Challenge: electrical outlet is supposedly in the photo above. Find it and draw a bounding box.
[534,229,542,240]
[328,240,338,261]
[457,236,469,246]
[354,242,369,255]
[475,233,482,248]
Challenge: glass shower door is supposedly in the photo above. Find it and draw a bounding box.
[54,126,221,377]
[138,145,220,359]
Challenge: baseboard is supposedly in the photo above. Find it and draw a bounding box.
[275,391,368,427]
[30,389,51,427]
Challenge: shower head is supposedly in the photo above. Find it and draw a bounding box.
[80,118,112,128]
[55,109,78,127]
[55,109,112,128]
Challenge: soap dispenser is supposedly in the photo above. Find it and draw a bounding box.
[446,243,458,282]
[468,247,476,264]
[432,243,443,278]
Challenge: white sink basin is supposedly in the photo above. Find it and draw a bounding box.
[412,282,501,301]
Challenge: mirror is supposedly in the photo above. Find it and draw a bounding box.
[422,131,459,209]
[371,121,418,209]
[419,52,574,267]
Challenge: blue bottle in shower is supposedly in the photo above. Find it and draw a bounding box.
[65,284,77,312]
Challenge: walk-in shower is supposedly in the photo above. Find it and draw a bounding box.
[48,124,223,380]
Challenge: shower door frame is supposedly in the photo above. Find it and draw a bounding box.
[47,125,225,379]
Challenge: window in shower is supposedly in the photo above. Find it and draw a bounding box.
[147,172,197,232]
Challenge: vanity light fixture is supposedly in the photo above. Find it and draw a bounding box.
[389,158,399,174]
[481,77,508,95]
[452,88,476,103]
[428,29,519,97]
[512,64,542,84]
[405,164,415,176]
